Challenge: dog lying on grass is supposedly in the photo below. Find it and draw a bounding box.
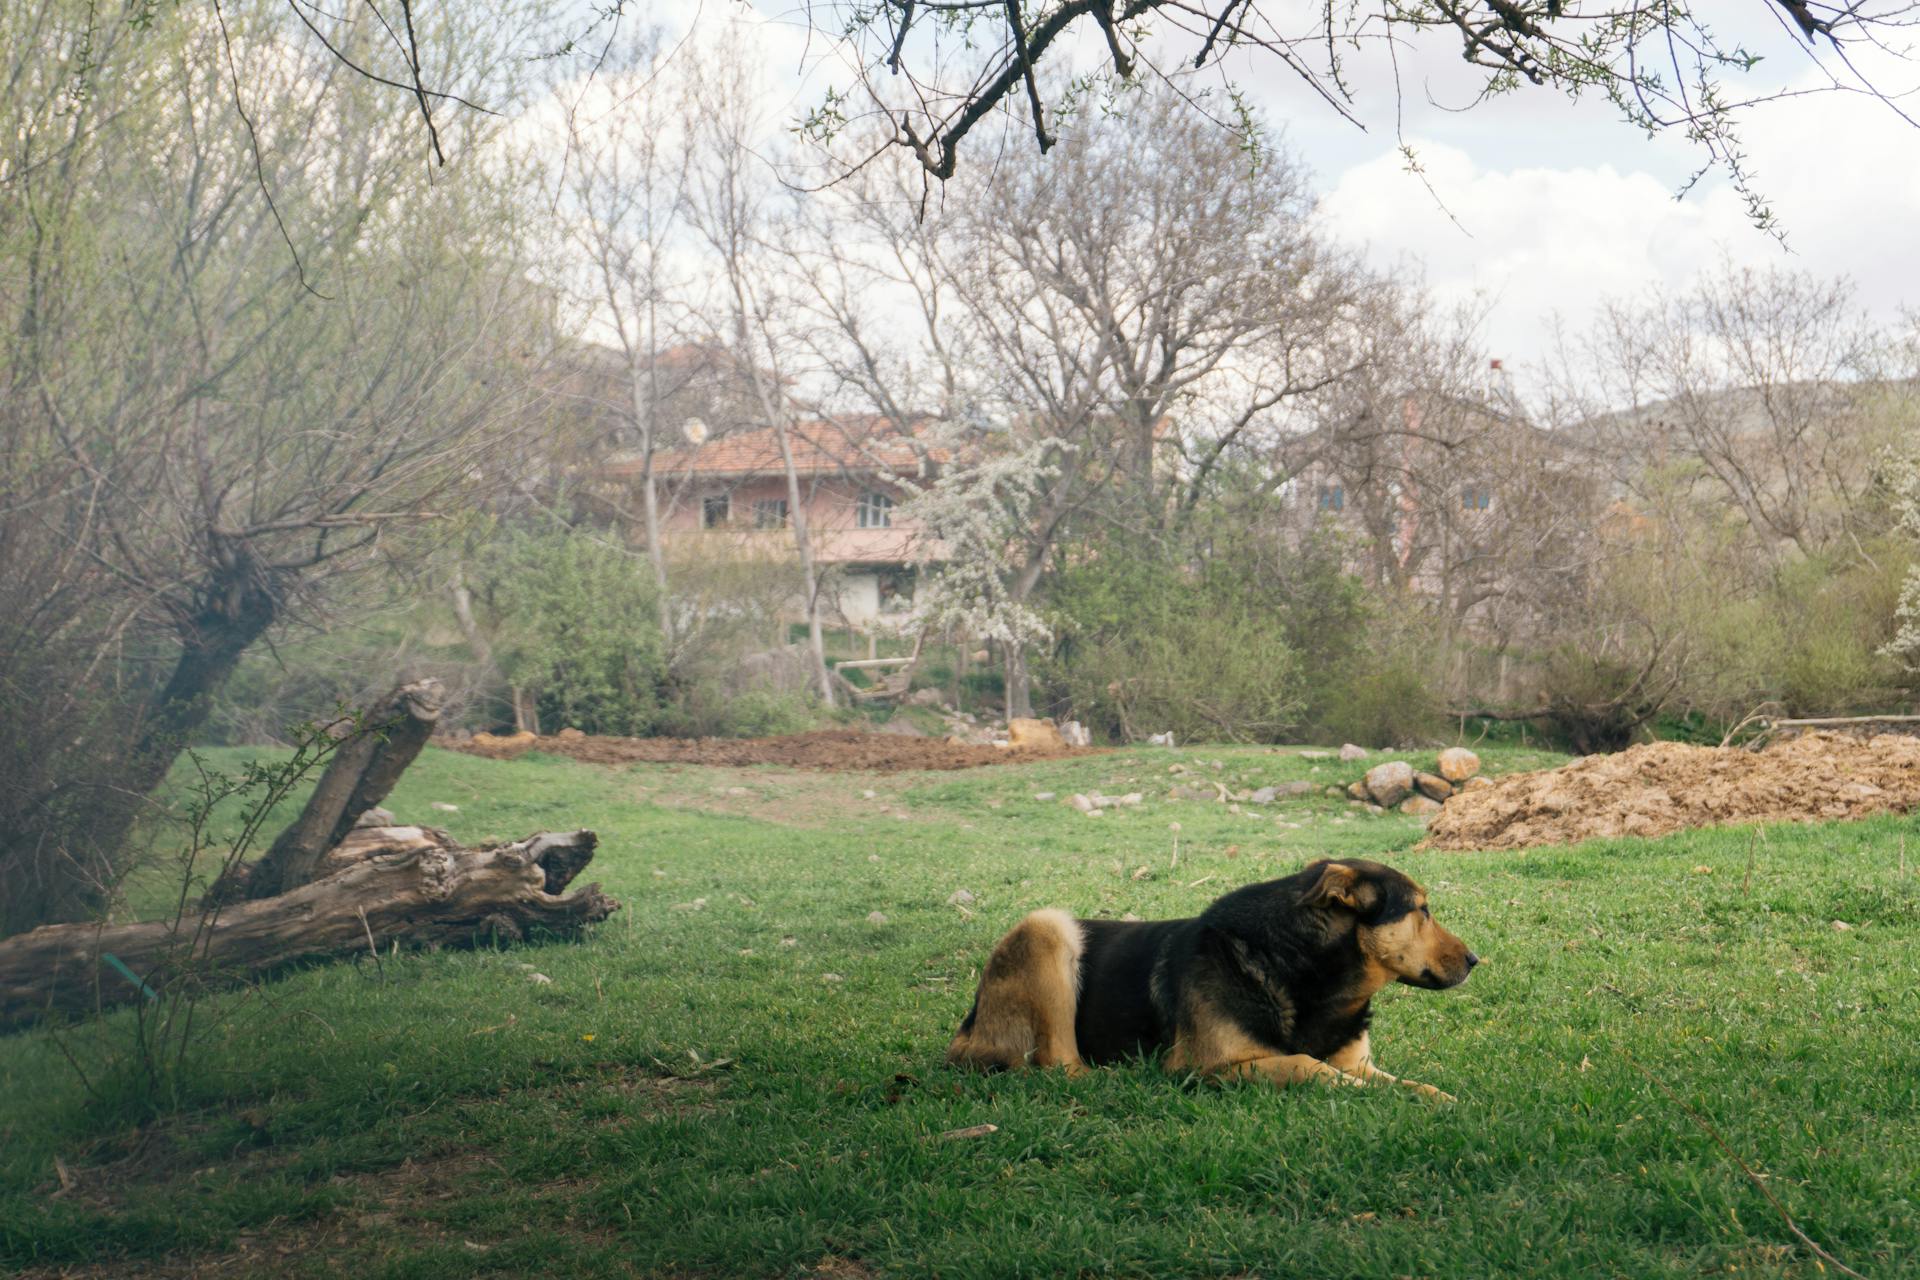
[947,858,1476,1100]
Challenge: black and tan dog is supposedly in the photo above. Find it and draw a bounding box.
[946,858,1476,1100]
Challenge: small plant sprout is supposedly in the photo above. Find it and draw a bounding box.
[1169,821,1182,868]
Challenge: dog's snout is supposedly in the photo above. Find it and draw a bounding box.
[1464,951,1480,970]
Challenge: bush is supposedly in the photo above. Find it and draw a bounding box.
[1304,613,1447,748]
[476,531,668,736]
[1043,546,1305,743]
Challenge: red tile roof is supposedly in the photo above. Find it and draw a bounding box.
[609,417,949,480]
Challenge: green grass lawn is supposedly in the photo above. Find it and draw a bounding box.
[3,742,1918,1278]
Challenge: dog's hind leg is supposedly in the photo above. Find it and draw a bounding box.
[946,909,1086,1073]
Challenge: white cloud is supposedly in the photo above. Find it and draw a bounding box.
[1316,144,1761,369]
[1310,48,1920,380]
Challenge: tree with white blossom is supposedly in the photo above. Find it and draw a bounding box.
[1883,445,1920,670]
[896,430,1061,713]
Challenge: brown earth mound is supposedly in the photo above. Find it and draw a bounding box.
[1422,731,1920,850]
[439,727,1098,773]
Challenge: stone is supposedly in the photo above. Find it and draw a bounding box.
[1068,793,1095,813]
[431,801,460,813]
[876,716,928,737]
[1346,781,1370,802]
[1147,731,1176,747]
[1413,772,1453,802]
[1462,775,1494,791]
[1282,781,1317,797]
[1399,794,1443,817]
[906,686,949,708]
[1032,792,1056,801]
[1339,743,1370,762]
[556,726,586,740]
[1363,761,1415,808]
[866,911,889,925]
[947,889,976,906]
[1008,717,1065,749]
[1437,747,1481,782]
[1248,786,1278,805]
[353,806,397,829]
[1059,720,1093,747]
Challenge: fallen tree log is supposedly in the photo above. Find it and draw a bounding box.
[0,828,617,1032]
[240,678,444,900]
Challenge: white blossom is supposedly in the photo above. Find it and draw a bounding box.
[898,423,1061,647]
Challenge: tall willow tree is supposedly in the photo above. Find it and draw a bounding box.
[0,0,550,934]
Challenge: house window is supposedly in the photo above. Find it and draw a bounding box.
[1461,486,1492,511]
[1316,484,1344,513]
[752,498,789,529]
[702,494,730,528]
[856,491,894,529]
[877,566,915,613]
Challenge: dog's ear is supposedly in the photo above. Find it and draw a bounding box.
[1302,861,1368,912]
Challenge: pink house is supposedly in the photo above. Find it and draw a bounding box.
[605,418,950,625]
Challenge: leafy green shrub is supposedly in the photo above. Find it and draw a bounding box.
[477,531,668,736]
[656,681,816,738]
[1770,551,1910,714]
[1043,546,1304,743]
[1306,616,1447,748]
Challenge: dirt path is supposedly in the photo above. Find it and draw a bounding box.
[1423,731,1920,850]
[438,727,1098,773]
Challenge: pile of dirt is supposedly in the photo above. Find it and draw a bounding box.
[1422,731,1920,850]
[439,727,1098,773]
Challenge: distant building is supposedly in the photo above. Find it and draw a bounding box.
[606,417,952,626]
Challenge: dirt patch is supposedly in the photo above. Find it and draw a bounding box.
[441,727,1099,773]
[1422,731,1920,850]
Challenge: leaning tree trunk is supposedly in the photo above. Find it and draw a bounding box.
[242,678,443,900]
[0,828,616,1031]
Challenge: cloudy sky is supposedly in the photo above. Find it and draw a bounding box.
[542,2,1920,389]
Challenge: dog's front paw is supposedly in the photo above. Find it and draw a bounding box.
[1402,1079,1456,1103]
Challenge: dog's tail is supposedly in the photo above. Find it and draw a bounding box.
[946,908,1085,1072]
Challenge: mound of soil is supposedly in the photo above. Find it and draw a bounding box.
[440,728,1097,773]
[1422,731,1920,850]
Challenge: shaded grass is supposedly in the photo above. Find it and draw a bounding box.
[3,742,1918,1278]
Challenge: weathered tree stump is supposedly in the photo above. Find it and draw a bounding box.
[0,828,617,1032]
